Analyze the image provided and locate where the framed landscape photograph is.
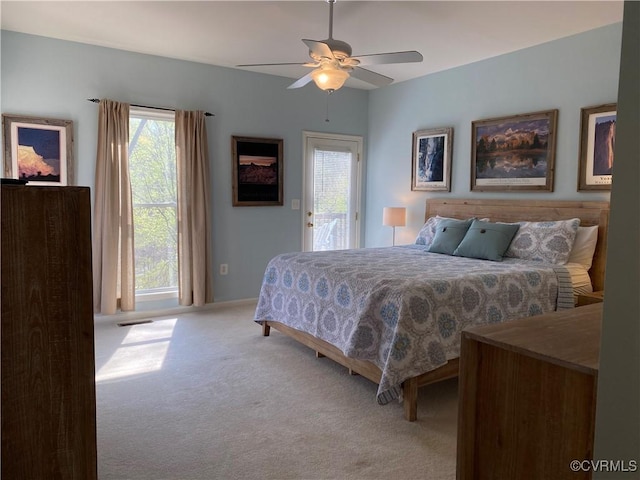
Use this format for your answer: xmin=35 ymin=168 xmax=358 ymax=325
xmin=2 ymin=114 xmax=74 ymax=186
xmin=471 ymin=109 xmax=558 ymax=192
xmin=578 ymin=103 xmax=616 ymax=191
xmin=411 ymin=127 xmax=453 ymax=192
xmin=231 ymin=136 xmax=283 ymax=206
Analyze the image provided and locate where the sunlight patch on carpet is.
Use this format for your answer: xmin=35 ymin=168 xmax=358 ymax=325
xmin=96 ymin=318 xmax=178 ymax=383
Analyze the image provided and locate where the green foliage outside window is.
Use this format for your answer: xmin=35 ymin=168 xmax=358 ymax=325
xmin=129 ymin=117 xmax=178 ymax=292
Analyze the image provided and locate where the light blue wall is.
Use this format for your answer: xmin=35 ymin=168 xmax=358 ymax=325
xmin=0 ymin=31 xmax=369 ymax=303
xmin=0 ymin=23 xmax=624 ymax=303
xmin=365 ymin=23 xmax=622 ymax=247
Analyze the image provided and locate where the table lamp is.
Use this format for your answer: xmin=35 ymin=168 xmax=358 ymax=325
xmin=382 ymin=207 xmax=406 ymax=246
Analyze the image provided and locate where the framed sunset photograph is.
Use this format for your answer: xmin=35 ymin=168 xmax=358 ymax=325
xmin=231 ymin=136 xmax=283 ymax=206
xmin=2 ymin=114 xmax=74 ymax=186
xmin=471 ymin=109 xmax=558 ymax=192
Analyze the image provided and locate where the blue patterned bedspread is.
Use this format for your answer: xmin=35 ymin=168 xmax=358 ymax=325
xmin=254 ymin=245 xmax=572 ymax=404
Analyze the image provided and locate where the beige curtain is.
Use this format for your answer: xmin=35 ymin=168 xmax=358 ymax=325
xmin=175 ymin=110 xmax=213 ymax=306
xmin=92 ymin=99 xmax=135 ymax=314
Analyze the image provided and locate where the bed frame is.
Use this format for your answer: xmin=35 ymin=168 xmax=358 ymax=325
xmin=261 ymin=198 xmax=610 ymax=421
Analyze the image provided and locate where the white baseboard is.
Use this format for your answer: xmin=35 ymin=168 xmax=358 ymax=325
xmin=93 ymin=298 xmax=258 ymax=324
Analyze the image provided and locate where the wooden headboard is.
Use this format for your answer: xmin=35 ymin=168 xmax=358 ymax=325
xmin=424 ymin=198 xmax=610 ymax=291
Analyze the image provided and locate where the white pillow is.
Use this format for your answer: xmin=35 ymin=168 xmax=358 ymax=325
xmin=568 ymin=225 xmax=599 ymax=270
xmin=564 ymin=262 xmax=594 ymax=297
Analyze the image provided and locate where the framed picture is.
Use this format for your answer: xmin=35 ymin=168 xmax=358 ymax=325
xmin=471 ymin=109 xmax=558 ymax=192
xmin=578 ymin=103 xmax=616 ymax=191
xmin=2 ymin=114 xmax=74 ymax=186
xmin=411 ymin=127 xmax=453 ymax=191
xmin=231 ymin=136 xmax=283 ymax=206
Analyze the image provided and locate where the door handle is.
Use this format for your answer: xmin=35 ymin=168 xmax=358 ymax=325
xmin=307 ymin=211 xmax=313 ymax=217
xmin=307 ymin=222 xmax=314 ymax=228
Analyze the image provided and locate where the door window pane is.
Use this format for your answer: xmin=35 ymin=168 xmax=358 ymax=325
xmin=313 ymin=148 xmax=351 ymax=251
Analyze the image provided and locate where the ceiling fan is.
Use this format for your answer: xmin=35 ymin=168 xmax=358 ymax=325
xmin=237 ymin=0 xmax=423 ymax=93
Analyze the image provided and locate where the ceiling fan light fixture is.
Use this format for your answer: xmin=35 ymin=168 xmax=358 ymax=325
xmin=310 ymin=66 xmax=349 ymax=92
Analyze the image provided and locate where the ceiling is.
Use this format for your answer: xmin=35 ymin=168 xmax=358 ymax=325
xmin=0 ymin=1 xmax=624 ymax=90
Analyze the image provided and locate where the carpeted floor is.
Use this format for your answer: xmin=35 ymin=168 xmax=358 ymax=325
xmin=94 ymin=301 xmax=458 ymax=480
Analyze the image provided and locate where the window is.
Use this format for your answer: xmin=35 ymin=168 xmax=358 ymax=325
xmin=128 ymin=109 xmax=178 ymax=299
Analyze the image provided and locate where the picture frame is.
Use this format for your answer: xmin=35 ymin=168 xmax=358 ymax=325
xmin=577 ymin=103 xmax=616 ymax=191
xmin=2 ymin=114 xmax=74 ymax=186
xmin=411 ymin=127 xmax=453 ymax=192
xmin=471 ymin=109 xmax=558 ymax=192
xmin=231 ymin=136 xmax=283 ymax=206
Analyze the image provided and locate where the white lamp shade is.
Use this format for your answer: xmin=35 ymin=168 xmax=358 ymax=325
xmin=382 ymin=207 xmax=406 ymax=227
xmin=311 ymin=66 xmax=350 ymax=92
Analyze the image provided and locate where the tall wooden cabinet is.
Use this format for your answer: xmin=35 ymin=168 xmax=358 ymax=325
xmin=1 ymin=185 xmax=97 ymax=479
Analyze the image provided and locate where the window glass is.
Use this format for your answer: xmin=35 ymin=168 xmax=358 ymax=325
xmin=129 ymin=110 xmax=177 ymax=295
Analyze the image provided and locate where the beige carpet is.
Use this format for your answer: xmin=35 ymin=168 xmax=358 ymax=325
xmin=94 ymin=301 xmax=458 ymax=480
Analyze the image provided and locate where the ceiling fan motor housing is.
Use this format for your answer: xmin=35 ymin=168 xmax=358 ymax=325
xmin=312 ymin=38 xmax=352 ymax=60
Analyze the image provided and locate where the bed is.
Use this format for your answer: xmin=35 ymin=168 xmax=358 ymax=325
xmin=254 ymin=199 xmax=609 ymax=421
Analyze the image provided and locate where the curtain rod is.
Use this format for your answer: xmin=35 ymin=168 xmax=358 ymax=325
xmin=87 ymin=98 xmax=214 ymax=117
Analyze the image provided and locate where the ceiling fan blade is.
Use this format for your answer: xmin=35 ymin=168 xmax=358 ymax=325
xmin=237 ymin=62 xmax=310 ymax=67
xmin=302 ymin=39 xmax=335 ymax=60
xmin=352 ymin=51 xmax=423 ymax=66
xmin=287 ymin=72 xmax=314 ymax=89
xmin=350 ymin=67 xmax=393 ymax=87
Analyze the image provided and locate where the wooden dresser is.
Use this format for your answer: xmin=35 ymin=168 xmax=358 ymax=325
xmin=1 ymin=185 xmax=97 ymax=479
xmin=457 ymin=304 xmax=602 ymax=480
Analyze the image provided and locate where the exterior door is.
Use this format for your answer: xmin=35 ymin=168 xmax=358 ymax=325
xmin=302 ymin=131 xmax=362 ymax=252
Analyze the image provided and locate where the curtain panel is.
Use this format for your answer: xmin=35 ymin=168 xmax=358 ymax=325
xmin=175 ymin=110 xmax=213 ymax=306
xmin=92 ymin=99 xmax=135 ymax=314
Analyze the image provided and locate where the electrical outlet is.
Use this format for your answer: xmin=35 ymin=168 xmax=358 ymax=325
xmin=219 ymin=264 xmax=228 ymax=275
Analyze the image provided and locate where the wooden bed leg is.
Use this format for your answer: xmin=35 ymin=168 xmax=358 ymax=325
xmin=349 ymin=369 xmax=359 ymax=376
xmin=315 ymin=351 xmax=325 ymax=358
xmin=403 ymin=377 xmax=418 ymax=422
xmin=262 ymin=322 xmax=271 ymax=337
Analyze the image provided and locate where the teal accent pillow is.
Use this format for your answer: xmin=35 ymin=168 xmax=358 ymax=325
xmin=427 ymin=218 xmax=473 ymax=255
xmin=454 ymin=220 xmax=520 ymax=261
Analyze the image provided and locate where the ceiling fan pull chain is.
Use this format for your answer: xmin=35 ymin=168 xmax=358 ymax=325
xmin=325 ymin=93 xmax=331 ymax=122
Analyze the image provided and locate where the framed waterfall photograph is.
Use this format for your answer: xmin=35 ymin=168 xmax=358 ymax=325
xmin=411 ymin=127 xmax=453 ymax=192
xmin=471 ymin=109 xmax=558 ymax=192
xmin=2 ymin=114 xmax=74 ymax=186
xmin=231 ymin=136 xmax=283 ymax=206
xmin=578 ymin=103 xmax=616 ymax=191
